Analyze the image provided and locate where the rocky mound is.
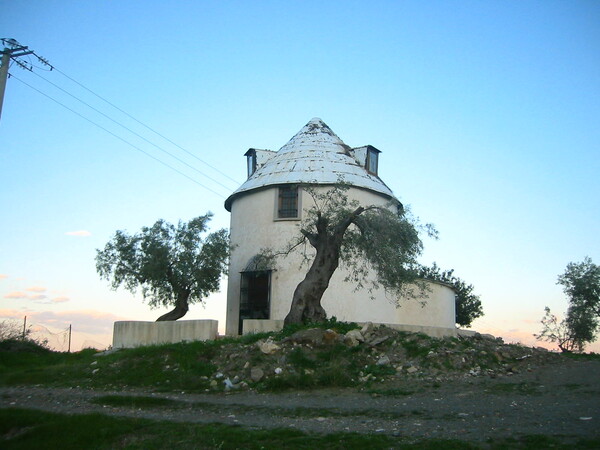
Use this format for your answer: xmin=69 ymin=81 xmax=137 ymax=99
xmin=198 ymin=323 xmax=559 ymax=392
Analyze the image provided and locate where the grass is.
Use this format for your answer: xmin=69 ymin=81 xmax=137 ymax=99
xmin=0 ymin=320 xmax=576 ymax=394
xmin=0 ymin=322 xmax=368 ymax=393
xmin=486 ymin=382 xmax=543 ymax=396
xmin=564 ymin=352 xmax=600 ymax=361
xmin=3 ymin=408 xmax=599 ymax=449
xmin=0 ymin=338 xmax=226 ymax=392
xmin=0 ymin=408 xmax=461 ymax=449
xmin=366 ymin=387 xmax=418 ymax=396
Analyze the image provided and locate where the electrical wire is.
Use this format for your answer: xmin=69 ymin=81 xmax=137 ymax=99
xmin=29 ymin=69 xmax=236 ymax=192
xmin=10 ymin=73 xmax=228 ymax=199
xmin=45 ymin=60 xmax=241 ymax=186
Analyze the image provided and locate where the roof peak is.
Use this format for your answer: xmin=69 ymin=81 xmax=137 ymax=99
xmin=224 ymin=118 xmax=395 ymax=211
xmin=278 ymin=118 xmax=346 ymax=154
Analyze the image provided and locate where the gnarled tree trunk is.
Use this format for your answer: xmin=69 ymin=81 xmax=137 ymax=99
xmin=284 ymin=207 xmax=364 ymax=326
xmin=284 ymin=240 xmax=340 ymax=325
xmin=156 ymin=289 xmax=191 ymax=321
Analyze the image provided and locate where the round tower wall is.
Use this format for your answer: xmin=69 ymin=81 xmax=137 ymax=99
xmin=225 ymin=185 xmax=455 ymax=335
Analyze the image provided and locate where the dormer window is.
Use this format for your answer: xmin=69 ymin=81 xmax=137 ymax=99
xmin=245 ymin=149 xmax=257 ymax=178
xmin=366 ymin=147 xmax=380 ymax=175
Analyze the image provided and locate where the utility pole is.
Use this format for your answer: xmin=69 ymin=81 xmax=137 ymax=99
xmin=22 ymin=316 xmax=27 ymax=340
xmin=0 ymin=38 xmax=49 ymax=123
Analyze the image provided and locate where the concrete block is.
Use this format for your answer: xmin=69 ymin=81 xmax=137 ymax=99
xmin=112 ymin=320 xmax=218 ymax=348
xmin=378 ymin=323 xmax=457 ymax=338
xmin=242 ymin=319 xmax=284 ymax=335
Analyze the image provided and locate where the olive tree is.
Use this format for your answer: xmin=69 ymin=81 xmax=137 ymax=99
xmin=418 ymin=263 xmax=483 ymax=328
xmin=96 ymin=214 xmax=229 ymax=321
xmin=265 ymin=184 xmax=434 ymax=326
xmin=536 ymin=257 xmax=600 ymax=352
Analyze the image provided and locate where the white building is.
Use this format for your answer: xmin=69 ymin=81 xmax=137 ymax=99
xmin=224 ymin=118 xmax=456 ymax=337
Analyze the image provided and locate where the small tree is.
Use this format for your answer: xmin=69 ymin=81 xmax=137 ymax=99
xmin=265 ymin=184 xmax=434 ymax=326
xmin=536 ymin=257 xmax=600 ymax=352
xmin=558 ymin=257 xmax=600 ymax=317
xmin=96 ymin=214 xmax=229 ymax=321
xmin=418 ymin=263 xmax=483 ymax=328
xmin=535 ymin=306 xmax=596 ymax=353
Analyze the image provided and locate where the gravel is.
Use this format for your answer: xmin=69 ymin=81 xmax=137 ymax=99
xmin=1 ymin=358 xmax=599 ymax=444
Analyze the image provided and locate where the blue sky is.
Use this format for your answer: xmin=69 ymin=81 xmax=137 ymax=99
xmin=1 ymin=1 xmax=599 ymax=351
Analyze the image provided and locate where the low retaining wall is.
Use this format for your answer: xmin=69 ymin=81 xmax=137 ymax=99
xmin=382 ymin=323 xmax=457 ymax=338
xmin=241 ymin=319 xmax=456 ymax=338
xmin=242 ymin=319 xmax=285 ymax=335
xmin=113 ymin=320 xmax=218 ymax=349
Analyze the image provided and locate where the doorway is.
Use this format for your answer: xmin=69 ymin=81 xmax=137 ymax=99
xmin=239 ymin=270 xmax=271 ymax=334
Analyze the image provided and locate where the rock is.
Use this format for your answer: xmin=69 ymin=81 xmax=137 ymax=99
xmin=406 ymin=366 xmax=418 ymax=374
xmin=361 ymin=322 xmax=374 ymax=337
xmin=468 ymin=366 xmax=481 ymax=376
xmin=250 ymin=367 xmax=264 ymax=382
xmin=284 ymin=328 xmax=340 ymax=346
xmin=367 ymin=335 xmax=390 ymax=346
xmin=323 ymin=329 xmax=339 ymax=344
xmin=345 ymin=329 xmax=365 ymax=342
xmin=210 ymin=380 xmax=218 ymax=388
xmin=274 ymin=367 xmax=283 ymax=375
xmin=92 ymin=368 xmax=99 ymax=375
xmin=223 ymin=378 xmax=240 ymax=391
xmin=359 ymin=373 xmax=374 ymax=382
xmin=376 ymin=355 xmax=391 ymax=366
xmin=344 ymin=334 xmax=360 ymax=347
xmin=258 ymin=339 xmax=280 ymax=354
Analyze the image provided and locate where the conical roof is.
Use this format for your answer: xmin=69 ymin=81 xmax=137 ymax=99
xmin=224 ymin=118 xmax=395 ymax=211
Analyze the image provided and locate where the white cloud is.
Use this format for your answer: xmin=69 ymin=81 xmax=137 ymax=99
xmin=30 ymin=294 xmax=48 ymax=301
xmin=4 ymin=291 xmax=28 ymax=299
xmin=52 ymin=296 xmax=70 ymax=303
xmin=0 ymin=274 xmax=7 ymax=280
xmin=26 ymin=286 xmax=47 ymax=293
xmin=65 ymin=230 xmax=92 ymax=237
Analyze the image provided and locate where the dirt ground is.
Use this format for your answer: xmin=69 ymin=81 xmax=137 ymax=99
xmin=1 ymin=357 xmax=599 ymax=444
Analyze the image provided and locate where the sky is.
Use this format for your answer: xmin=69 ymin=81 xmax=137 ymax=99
xmin=1 ymin=1 xmax=599 ymax=352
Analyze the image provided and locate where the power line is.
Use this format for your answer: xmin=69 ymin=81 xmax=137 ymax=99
xmin=49 ymin=64 xmax=241 ymax=186
xmin=29 ymin=69 xmax=236 ymax=192
xmin=2 ymin=38 xmax=243 ymax=197
xmin=10 ymin=74 xmax=228 ymax=199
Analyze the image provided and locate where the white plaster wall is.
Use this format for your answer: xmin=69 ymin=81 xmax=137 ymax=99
xmin=225 ymin=186 xmax=456 ymax=335
xmin=112 ymin=320 xmax=218 ymax=348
